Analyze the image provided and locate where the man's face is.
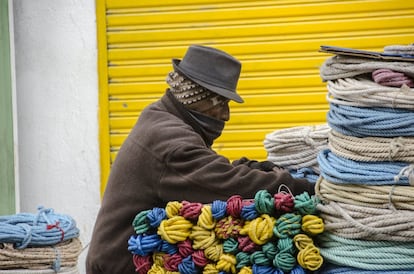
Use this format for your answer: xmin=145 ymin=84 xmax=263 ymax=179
xmin=194 ymin=95 xmax=230 ymax=121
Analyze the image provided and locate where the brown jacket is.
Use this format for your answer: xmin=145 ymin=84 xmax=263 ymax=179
xmin=86 ymin=91 xmax=314 ymax=273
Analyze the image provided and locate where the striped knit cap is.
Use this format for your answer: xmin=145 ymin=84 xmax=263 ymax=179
xmin=167 ymin=71 xmax=224 ymax=109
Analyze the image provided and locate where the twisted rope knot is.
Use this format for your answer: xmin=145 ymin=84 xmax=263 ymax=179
xmin=217 ymin=253 xmax=237 ymax=273
xmin=157 ymin=216 xmax=193 ymax=244
xmin=239 ymin=214 xmax=275 ymax=245
xmin=301 ymin=215 xmax=324 ymax=236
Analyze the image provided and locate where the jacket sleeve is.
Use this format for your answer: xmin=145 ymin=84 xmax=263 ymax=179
xmin=158 ymin=141 xmax=315 ymax=204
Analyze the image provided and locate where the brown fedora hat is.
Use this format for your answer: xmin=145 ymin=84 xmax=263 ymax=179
xmin=172 ymin=45 xmax=244 ymax=103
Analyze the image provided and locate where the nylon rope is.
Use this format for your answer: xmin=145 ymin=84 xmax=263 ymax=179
xmin=326 ymin=77 xmax=414 ymax=110
xmin=328 ymin=129 xmax=414 ymax=162
xmin=264 ymin=124 xmax=330 ymax=173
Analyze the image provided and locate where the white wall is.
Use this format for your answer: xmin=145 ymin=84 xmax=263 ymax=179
xmin=13 ymin=1 xmax=101 ymax=272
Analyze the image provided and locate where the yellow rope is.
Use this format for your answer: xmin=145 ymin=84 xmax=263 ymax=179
xmin=293 ymin=233 xmax=323 ymax=271
xmin=238 ymin=266 xmax=253 ymax=274
xmin=204 ymin=243 xmax=223 ymax=262
xmin=216 ymin=253 xmax=237 ymax=274
xmin=197 ymin=205 xmax=216 ymax=230
xmin=203 ymin=263 xmax=219 ymax=274
xmin=189 ymin=225 xmax=217 ymax=250
xmin=239 ymin=214 xmax=275 ymax=245
xmin=157 ymin=216 xmax=193 ymax=244
xmin=165 ymin=201 xmax=182 ymax=218
xmin=301 ymin=215 xmax=324 ymax=235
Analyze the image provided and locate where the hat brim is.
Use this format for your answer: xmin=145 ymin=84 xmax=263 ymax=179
xmin=172 ymin=59 xmax=244 ymax=103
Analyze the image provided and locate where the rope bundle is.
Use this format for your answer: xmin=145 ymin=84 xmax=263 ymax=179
xmin=0 ymin=238 xmax=82 ymax=271
xmin=0 ymin=207 xmax=80 ymax=249
xmin=317 ymin=201 xmax=414 ymax=241
xmin=316 ymin=44 xmax=414 ymax=273
xmin=128 ymin=189 xmax=324 ymax=273
xmin=317 ymin=232 xmax=414 ymax=271
xmin=319 ymin=55 xmax=414 ymax=81
xmin=0 ymin=207 xmax=81 ymax=272
xmin=317 ymin=149 xmax=413 ymax=186
xmin=264 ymin=124 xmax=330 ymax=182
xmin=315 ymin=177 xmax=414 ymax=211
xmin=328 ymin=130 xmax=414 ymax=162
xmin=326 ymin=77 xmax=414 ymax=109
xmin=327 ymin=103 xmax=414 ymax=137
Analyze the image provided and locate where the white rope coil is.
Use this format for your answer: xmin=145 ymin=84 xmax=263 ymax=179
xmin=384 ymin=44 xmax=414 ymax=56
xmin=0 ymin=238 xmax=82 ymax=271
xmin=264 ymin=124 xmax=330 ymax=172
xmin=317 ymin=201 xmax=414 ymax=241
xmin=315 ymin=176 xmax=414 ymax=211
xmin=326 ymin=77 xmax=414 ymax=109
xmin=328 ymin=130 xmax=414 ymax=162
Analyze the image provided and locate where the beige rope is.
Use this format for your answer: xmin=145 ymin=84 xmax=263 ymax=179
xmin=264 ymin=124 xmax=330 ymax=172
xmin=315 ymin=176 xmax=414 ymax=211
xmin=317 ymin=201 xmax=414 ymax=241
xmin=326 ymin=77 xmax=414 ymax=109
xmin=0 ymin=238 xmax=82 ymax=270
xmin=328 ymin=130 xmax=414 ymax=162
xmin=0 ymin=267 xmax=79 ymax=274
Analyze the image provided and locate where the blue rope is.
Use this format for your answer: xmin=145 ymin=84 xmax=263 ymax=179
xmin=0 ymin=206 xmax=79 ymax=249
xmin=318 ymin=232 xmax=414 ymax=271
xmin=327 ymin=103 xmax=414 ymax=137
xmin=318 ymin=149 xmax=412 ymax=185
xmin=316 ymin=264 xmax=414 ymax=274
xmin=290 ymin=168 xmax=319 ymax=184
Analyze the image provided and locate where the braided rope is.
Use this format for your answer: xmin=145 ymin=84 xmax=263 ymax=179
xmin=318 ymin=149 xmax=414 ymax=186
xmin=0 ymin=207 xmax=80 ymax=249
xmin=128 ymin=190 xmax=322 ymax=273
xmin=326 ymin=77 xmax=414 ymax=109
xmin=317 ymin=201 xmax=414 ymax=241
xmin=264 ymin=124 xmax=330 ymax=173
xmin=327 ymin=103 xmax=414 ymax=138
xmin=318 ymin=232 xmax=414 ymax=270
xmin=0 ymin=238 xmax=82 ymax=270
xmin=319 ymin=264 xmax=414 ymax=274
xmin=315 ymin=176 xmax=414 ymax=211
xmin=328 ymin=130 xmax=414 ymax=162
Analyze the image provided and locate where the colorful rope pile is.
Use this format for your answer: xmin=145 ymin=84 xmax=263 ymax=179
xmin=315 ymin=44 xmax=414 ymax=273
xmin=0 ymin=207 xmax=82 ymax=272
xmin=128 ymin=189 xmax=324 ymax=273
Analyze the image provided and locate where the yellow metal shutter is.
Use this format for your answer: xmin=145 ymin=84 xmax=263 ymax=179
xmin=96 ymin=0 xmax=414 ymax=192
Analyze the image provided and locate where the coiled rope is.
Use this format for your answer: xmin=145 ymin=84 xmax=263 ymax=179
xmin=318 ymin=149 xmax=414 ymax=186
xmin=264 ymin=124 xmax=330 ymax=173
xmin=318 ymin=232 xmax=414 ymax=271
xmin=318 ymin=263 xmax=414 ymax=274
xmin=327 ymin=103 xmax=414 ymax=137
xmin=315 ymin=176 xmax=414 ymax=211
xmin=317 ymin=201 xmax=414 ymax=241
xmin=128 ymin=189 xmax=323 ymax=273
xmin=326 ymin=77 xmax=414 ymax=109
xmin=328 ymin=130 xmax=414 ymax=162
xmin=0 ymin=207 xmax=80 ymax=249
xmin=319 ymin=55 xmax=414 ymax=81
xmin=0 ymin=238 xmax=82 ymax=271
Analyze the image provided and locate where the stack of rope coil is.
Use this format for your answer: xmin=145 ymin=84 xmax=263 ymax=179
xmin=315 ymin=44 xmax=414 ymax=273
xmin=0 ymin=207 xmax=82 ymax=273
xmin=128 ymin=188 xmax=324 ymax=273
xmin=264 ymin=124 xmax=331 ymax=183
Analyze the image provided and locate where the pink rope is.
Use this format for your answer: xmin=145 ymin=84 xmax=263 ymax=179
xmin=372 ymin=68 xmax=414 ymax=87
xmin=274 ymin=193 xmax=295 ymax=213
xmin=132 ymin=255 xmax=152 ymax=274
xmin=226 ymin=195 xmax=243 ymax=218
xmin=163 ymin=253 xmax=182 ymax=271
xmin=180 ymin=201 xmax=203 ymax=219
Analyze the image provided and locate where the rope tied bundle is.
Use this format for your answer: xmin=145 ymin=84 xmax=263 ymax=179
xmin=327 ymin=103 xmax=414 ymax=138
xmin=328 ymin=130 xmax=414 ymax=162
xmin=128 ymin=189 xmax=324 ymax=273
xmin=315 ymin=176 xmax=414 ymax=211
xmin=318 ymin=149 xmax=414 ymax=186
xmin=326 ymin=77 xmax=414 ymax=110
xmin=0 ymin=207 xmax=81 ymax=272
